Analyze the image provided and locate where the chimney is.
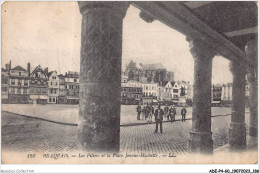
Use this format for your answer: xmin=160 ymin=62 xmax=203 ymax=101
xmin=27 ymin=63 xmax=30 ymax=76
xmin=9 ymin=60 xmax=11 ymax=71
xmin=5 ymin=64 xmax=8 ymax=71
xmin=44 ymin=67 xmax=48 ymax=75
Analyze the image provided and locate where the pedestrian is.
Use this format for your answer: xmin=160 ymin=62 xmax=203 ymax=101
xmin=154 ymin=104 xmax=164 ymax=133
xmin=181 ymin=106 xmax=187 ymax=122
xmin=142 ymin=104 xmax=146 ymax=120
xmin=151 ymin=104 xmax=154 ymax=121
xmin=164 ymin=104 xmax=169 ymax=120
xmin=145 ymin=103 xmax=151 ymax=122
xmin=169 ymin=105 xmax=176 ymax=123
xmin=136 ymin=104 xmax=141 ymax=120
xmin=147 ymin=103 xmax=153 ymax=123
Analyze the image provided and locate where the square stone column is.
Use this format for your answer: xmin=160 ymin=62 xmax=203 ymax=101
xmin=188 ymin=38 xmax=216 ymax=154
xmin=77 ymin=2 xmax=129 ymax=152
xmin=246 ymin=39 xmax=258 ymax=137
xmin=229 ymin=61 xmax=247 ymax=147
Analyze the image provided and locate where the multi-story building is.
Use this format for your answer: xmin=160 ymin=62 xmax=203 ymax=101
xmin=142 ymin=82 xmax=158 ymax=97
xmin=221 ymin=83 xmax=232 ymax=102
xmin=221 ymin=82 xmax=249 ymax=105
xmin=212 ymin=84 xmax=222 ymax=101
xmin=29 ymin=65 xmax=48 ymax=104
xmin=64 ymin=71 xmax=79 ymax=104
xmin=121 ymin=80 xmax=143 ymax=105
xmin=158 ymin=81 xmax=180 ymax=103
xmin=58 ymin=74 xmax=66 ymax=104
xmin=1 ymin=64 xmax=9 ymax=103
xmin=47 ymin=71 xmax=59 ymax=104
xmin=8 ymin=63 xmax=30 ymax=104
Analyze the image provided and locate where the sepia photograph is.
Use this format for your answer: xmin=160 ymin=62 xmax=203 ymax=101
xmin=1 ymin=0 xmax=258 ymax=169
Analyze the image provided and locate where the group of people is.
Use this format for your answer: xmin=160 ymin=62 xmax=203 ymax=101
xmin=136 ymin=103 xmax=187 ymax=133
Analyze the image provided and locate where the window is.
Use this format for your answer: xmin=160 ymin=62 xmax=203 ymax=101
xmin=55 ymin=82 xmax=58 ymax=86
xmin=42 ymin=88 xmax=47 ymax=94
xmin=173 ymin=89 xmax=178 ymax=93
xmin=51 ymin=82 xmax=53 ymax=85
xmin=11 ymin=79 xmax=15 ymax=85
xmin=53 ymin=98 xmax=55 ymax=102
xmin=52 ymin=76 xmax=56 ymax=80
xmin=19 ymin=72 xmax=21 ymax=76
xmin=23 ymin=88 xmax=27 ymax=94
xmin=11 ymin=87 xmax=15 ymax=93
xmin=36 ymin=88 xmax=41 ymax=93
xmin=30 ymin=88 xmax=35 ymax=94
xmin=2 ymin=87 xmax=7 ymax=92
xmin=24 ymin=80 xmax=28 ymax=86
xmin=49 ymin=98 xmax=52 ymax=102
xmin=18 ymin=79 xmax=22 ymax=85
xmin=17 ymin=88 xmax=21 ymax=94
xmin=74 ymin=79 xmax=77 ymax=82
xmin=2 ymin=78 xmax=8 ymax=84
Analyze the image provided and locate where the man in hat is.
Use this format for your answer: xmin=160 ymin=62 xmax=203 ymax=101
xmin=181 ymin=106 xmax=187 ymax=122
xmin=136 ymin=103 xmax=142 ymax=120
xmin=164 ymin=104 xmax=169 ymax=120
xmin=154 ymin=104 xmax=164 ymax=133
xmin=169 ymin=105 xmax=176 ymax=123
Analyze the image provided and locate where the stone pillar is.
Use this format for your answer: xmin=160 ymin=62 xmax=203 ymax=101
xmin=188 ymin=39 xmax=216 ymax=154
xmin=229 ymin=61 xmax=246 ymax=147
xmin=246 ymin=39 xmax=258 ymax=137
xmin=78 ymin=2 xmax=129 ymax=152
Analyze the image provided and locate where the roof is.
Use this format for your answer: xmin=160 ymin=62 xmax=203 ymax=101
xmin=142 ymin=63 xmax=165 ymax=71
xmin=58 ymin=74 xmax=64 ymax=79
xmin=47 ymin=71 xmax=54 ymax=77
xmin=11 ymin=65 xmax=26 ymax=71
xmin=1 ymin=67 xmax=7 ymax=72
xmin=161 ymin=81 xmax=169 ymax=87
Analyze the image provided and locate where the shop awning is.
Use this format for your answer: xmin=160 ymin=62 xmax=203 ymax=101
xmin=30 ymin=95 xmax=39 ymax=99
xmin=1 ymin=94 xmax=8 ymax=99
xmin=212 ymin=101 xmax=221 ymax=104
xmin=39 ymin=95 xmax=48 ymax=99
xmin=67 ymin=96 xmax=79 ymax=100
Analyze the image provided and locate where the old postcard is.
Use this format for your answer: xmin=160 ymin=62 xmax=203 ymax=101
xmin=1 ymin=1 xmax=258 ymax=166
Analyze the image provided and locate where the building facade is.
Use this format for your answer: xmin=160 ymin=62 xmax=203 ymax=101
xmin=8 ymin=63 xmax=30 ymax=104
xmin=58 ymin=74 xmax=66 ymax=104
xmin=121 ymin=80 xmax=143 ymax=105
xmin=142 ymin=82 xmax=158 ymax=97
xmin=1 ymin=66 xmax=9 ymax=103
xmin=64 ymin=71 xmax=79 ymax=104
xmin=47 ymin=71 xmax=59 ymax=104
xmin=29 ymin=65 xmax=48 ymax=104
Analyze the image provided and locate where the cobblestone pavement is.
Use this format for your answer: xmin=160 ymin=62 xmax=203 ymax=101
xmin=2 ymin=111 xmax=250 ymax=154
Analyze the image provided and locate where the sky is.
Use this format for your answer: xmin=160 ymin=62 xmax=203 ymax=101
xmin=2 ymin=2 xmax=232 ymax=84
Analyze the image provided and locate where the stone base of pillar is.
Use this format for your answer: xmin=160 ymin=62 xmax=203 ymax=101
xmin=249 ymin=125 xmax=258 ymax=137
xmin=229 ymin=123 xmax=246 ymax=146
xmin=189 ymin=131 xmax=213 ymax=154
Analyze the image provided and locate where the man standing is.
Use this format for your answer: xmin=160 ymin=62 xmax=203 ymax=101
xmin=181 ymin=106 xmax=187 ymax=122
xmin=164 ymin=104 xmax=169 ymax=120
xmin=136 ymin=104 xmax=141 ymax=120
xmin=154 ymin=104 xmax=164 ymax=133
xmin=145 ymin=103 xmax=151 ymax=122
xmin=169 ymin=105 xmax=176 ymax=123
xmin=142 ymin=104 xmax=146 ymax=120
